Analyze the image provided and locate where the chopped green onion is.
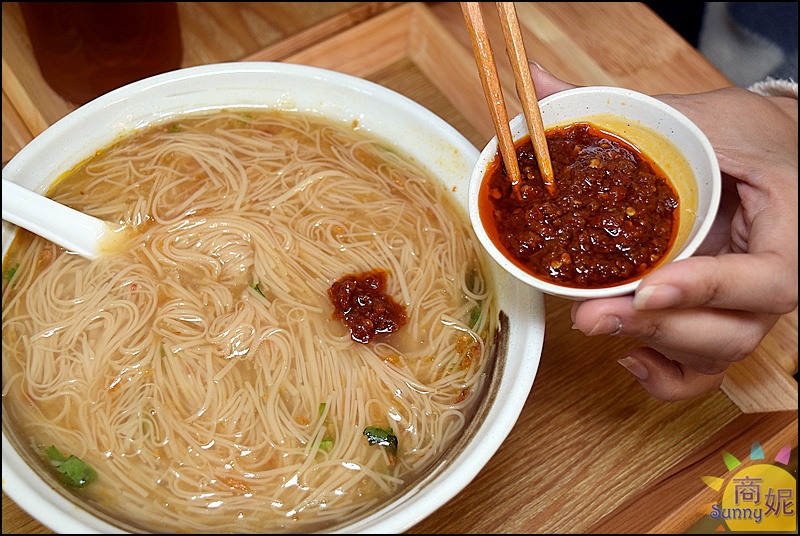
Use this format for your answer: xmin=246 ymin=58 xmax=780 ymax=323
xmin=469 ymin=306 xmax=481 ymax=328
xmin=4 ymin=264 xmax=19 ymax=283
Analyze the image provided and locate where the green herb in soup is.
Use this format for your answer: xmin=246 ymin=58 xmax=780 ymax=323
xmin=4 ymin=263 xmax=18 ymax=284
xmin=45 ymin=446 xmax=98 ymax=488
xmin=364 ymin=426 xmax=399 ymax=465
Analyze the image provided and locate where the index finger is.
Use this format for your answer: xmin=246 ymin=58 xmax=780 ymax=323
xmin=633 ymin=253 xmax=797 ymax=315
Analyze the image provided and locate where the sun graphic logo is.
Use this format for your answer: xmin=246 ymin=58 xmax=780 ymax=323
xmin=701 ymin=441 xmax=796 ymax=532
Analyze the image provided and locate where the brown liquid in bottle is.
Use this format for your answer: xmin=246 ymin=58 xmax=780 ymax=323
xmin=20 ymin=2 xmax=184 ymax=106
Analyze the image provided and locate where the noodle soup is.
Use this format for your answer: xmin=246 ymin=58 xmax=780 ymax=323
xmin=2 ymin=109 xmax=498 ymax=533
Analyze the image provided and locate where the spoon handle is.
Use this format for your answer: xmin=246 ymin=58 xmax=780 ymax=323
xmin=2 ymin=178 xmax=108 ymax=260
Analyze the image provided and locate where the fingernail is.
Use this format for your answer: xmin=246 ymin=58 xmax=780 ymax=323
xmin=618 ymin=356 xmax=649 ymax=381
xmin=587 ymin=315 xmax=622 ymax=336
xmin=632 ymin=284 xmax=681 ymax=310
xmin=528 ymin=59 xmax=548 ymax=73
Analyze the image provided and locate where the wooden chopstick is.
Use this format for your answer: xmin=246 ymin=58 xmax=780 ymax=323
xmin=461 ymin=2 xmax=556 ymax=197
xmin=461 ymin=2 xmax=522 ymax=193
xmin=496 ymin=2 xmax=556 ymax=197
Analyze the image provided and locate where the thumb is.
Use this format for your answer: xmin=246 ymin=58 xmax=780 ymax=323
xmin=528 ymin=61 xmax=578 ymax=98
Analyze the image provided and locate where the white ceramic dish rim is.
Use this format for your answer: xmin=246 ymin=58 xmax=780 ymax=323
xmin=1 ymin=62 xmax=546 ymax=534
xmin=468 ymin=85 xmax=722 ymax=300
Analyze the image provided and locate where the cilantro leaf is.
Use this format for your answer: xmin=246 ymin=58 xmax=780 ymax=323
xmin=44 ymin=445 xmax=67 ymax=462
xmin=45 ymin=445 xmax=98 ymax=488
xmin=363 ymin=425 xmax=398 ymax=459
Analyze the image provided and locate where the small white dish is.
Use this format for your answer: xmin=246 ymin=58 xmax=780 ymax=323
xmin=469 ymin=86 xmax=721 ymax=300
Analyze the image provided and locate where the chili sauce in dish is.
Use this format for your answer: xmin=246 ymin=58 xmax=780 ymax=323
xmin=478 ymin=122 xmax=679 ymax=289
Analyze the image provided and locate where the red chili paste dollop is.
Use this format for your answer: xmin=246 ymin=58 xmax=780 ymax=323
xmin=479 ymin=123 xmax=679 ymax=288
xmin=328 ymin=269 xmax=407 ymax=343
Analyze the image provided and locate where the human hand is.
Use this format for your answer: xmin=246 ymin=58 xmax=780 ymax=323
xmin=529 ymin=62 xmax=799 ymax=401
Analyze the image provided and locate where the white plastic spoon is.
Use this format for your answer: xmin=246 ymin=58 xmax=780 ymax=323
xmin=2 ymin=178 xmax=126 ymax=260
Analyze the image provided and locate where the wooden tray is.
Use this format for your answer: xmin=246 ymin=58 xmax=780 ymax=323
xmin=3 ymin=2 xmax=797 ymax=534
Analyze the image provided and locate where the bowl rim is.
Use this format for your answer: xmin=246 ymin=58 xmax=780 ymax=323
xmin=468 ymin=85 xmax=722 ymax=300
xmin=2 ymin=61 xmax=546 ymax=534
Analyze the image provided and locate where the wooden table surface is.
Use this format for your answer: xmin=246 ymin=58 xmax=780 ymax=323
xmin=3 ymin=2 xmax=797 ymax=534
